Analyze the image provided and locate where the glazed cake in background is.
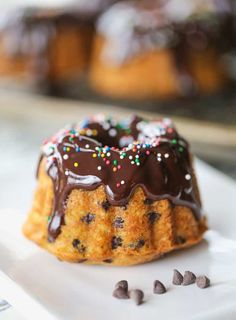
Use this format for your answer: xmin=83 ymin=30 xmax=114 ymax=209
xmin=0 ymin=0 xmax=235 ymax=98
xmin=89 ymin=0 xmax=233 ymax=99
xmin=0 ymin=0 xmax=118 ymax=90
xmin=23 ymin=115 xmax=207 ymax=266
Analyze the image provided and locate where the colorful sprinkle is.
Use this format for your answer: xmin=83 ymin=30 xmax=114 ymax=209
xmin=172 ymin=139 xmax=177 ymax=145
xmin=109 ymin=128 xmax=117 ymax=137
xmin=74 ymin=162 xmax=79 ymax=167
xmin=185 ymin=174 xmax=191 ymax=180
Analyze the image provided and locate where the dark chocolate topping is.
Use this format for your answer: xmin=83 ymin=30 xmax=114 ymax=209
xmin=40 ymin=115 xmax=202 ymax=242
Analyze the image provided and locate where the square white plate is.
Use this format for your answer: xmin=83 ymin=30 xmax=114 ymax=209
xmin=0 ymin=160 xmax=236 ymax=320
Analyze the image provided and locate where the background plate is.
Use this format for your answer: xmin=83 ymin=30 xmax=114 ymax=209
xmin=0 ymin=160 xmax=236 ymax=320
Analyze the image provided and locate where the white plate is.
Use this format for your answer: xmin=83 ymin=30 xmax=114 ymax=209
xmin=0 ymin=160 xmax=236 ymax=320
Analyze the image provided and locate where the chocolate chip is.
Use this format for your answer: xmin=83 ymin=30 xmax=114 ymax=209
xmin=78 ymin=245 xmax=86 ymax=253
xmin=173 ymin=269 xmax=183 ymax=285
xmin=122 ymin=205 xmax=127 ymax=211
xmin=176 ymin=236 xmax=186 ymax=244
xmin=182 ymin=271 xmax=196 ymax=286
xmin=128 ymin=239 xmax=145 ymax=249
xmin=136 ymin=239 xmax=145 ymax=248
xmin=78 ymin=259 xmax=87 ymax=263
xmin=153 ymin=280 xmax=166 ymax=294
xmin=144 ymin=198 xmax=154 ymax=205
xmin=196 ymin=276 xmax=210 ymax=289
xmin=147 ymin=211 xmax=160 ymax=224
xmin=72 ymin=239 xmax=80 ymax=248
xmin=129 ymin=289 xmax=144 ymax=306
xmin=111 ymin=236 xmax=122 ymax=249
xmin=72 ymin=239 xmax=86 ymax=253
xmin=113 ymin=217 xmax=124 ymax=228
xmin=103 ymin=259 xmax=113 ymax=263
xmin=113 ymin=287 xmax=129 ymax=300
xmin=101 ymin=200 xmax=111 ymax=212
xmin=81 ymin=213 xmax=95 ymax=224
xmin=115 ymin=280 xmax=128 ymax=292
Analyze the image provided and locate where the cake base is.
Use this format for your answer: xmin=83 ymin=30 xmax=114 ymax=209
xmin=23 ymin=159 xmax=207 ymax=266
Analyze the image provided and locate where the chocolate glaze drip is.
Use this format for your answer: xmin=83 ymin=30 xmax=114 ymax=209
xmin=39 ymin=115 xmax=202 ymax=242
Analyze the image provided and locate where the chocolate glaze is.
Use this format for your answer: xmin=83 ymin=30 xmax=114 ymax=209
xmin=39 ymin=115 xmax=202 ymax=242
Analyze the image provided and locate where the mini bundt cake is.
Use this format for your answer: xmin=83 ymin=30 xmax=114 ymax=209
xmin=0 ymin=1 xmax=122 ymax=89
xmin=0 ymin=7 xmax=95 ymax=88
xmin=23 ymin=115 xmax=207 ymax=266
xmin=89 ymin=0 xmax=232 ymax=99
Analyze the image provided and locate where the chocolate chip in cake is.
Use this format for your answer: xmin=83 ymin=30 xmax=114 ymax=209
xmin=115 ymin=280 xmax=128 ymax=292
xmin=113 ymin=217 xmax=124 ymax=228
xmin=153 ymin=280 xmax=166 ymax=294
xmin=144 ymin=198 xmax=154 ymax=205
xmin=103 ymin=259 xmax=113 ymax=263
xmin=147 ymin=211 xmax=160 ymax=224
xmin=78 ymin=244 xmax=86 ymax=253
xmin=72 ymin=239 xmax=86 ymax=253
xmin=111 ymin=236 xmax=122 ymax=249
xmin=182 ymin=271 xmax=196 ymax=286
xmin=78 ymin=259 xmax=87 ymax=263
xmin=101 ymin=200 xmax=111 ymax=212
xmin=128 ymin=239 xmax=145 ymax=249
xmin=173 ymin=269 xmax=183 ymax=285
xmin=196 ymin=276 xmax=210 ymax=289
xmin=72 ymin=239 xmax=80 ymax=248
xmin=113 ymin=287 xmax=129 ymax=300
xmin=176 ymin=236 xmax=186 ymax=244
xmin=81 ymin=213 xmax=95 ymax=224
xmin=129 ymin=289 xmax=144 ymax=306
xmin=136 ymin=239 xmax=145 ymax=249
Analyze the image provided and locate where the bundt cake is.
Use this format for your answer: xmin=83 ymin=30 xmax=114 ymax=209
xmin=89 ymin=0 xmax=232 ymax=99
xmin=23 ymin=115 xmax=207 ymax=266
xmin=0 ymin=7 xmax=96 ymax=88
xmin=0 ymin=1 xmax=118 ymax=89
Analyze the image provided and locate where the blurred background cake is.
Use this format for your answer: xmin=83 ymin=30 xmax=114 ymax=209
xmin=0 ymin=0 xmax=235 ymax=98
xmin=0 ymin=0 xmax=118 ymax=92
xmin=89 ymin=0 xmax=234 ymax=99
